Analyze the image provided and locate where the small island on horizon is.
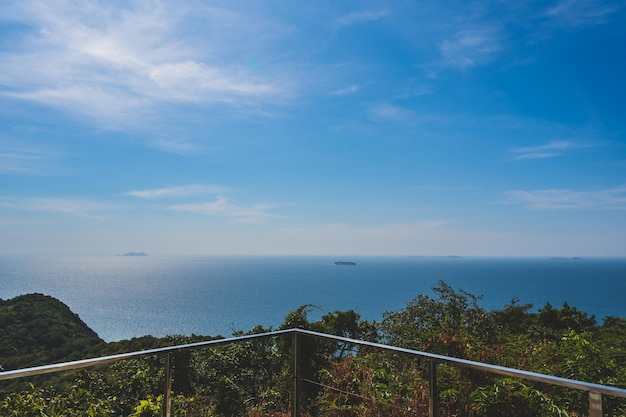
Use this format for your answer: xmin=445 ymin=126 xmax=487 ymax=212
xmin=121 ymin=252 xmax=148 ymax=257
xmin=335 ymin=261 xmax=356 ymax=266
xmin=550 ymin=257 xmax=583 ymax=261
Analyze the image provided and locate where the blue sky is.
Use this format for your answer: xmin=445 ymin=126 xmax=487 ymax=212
xmin=0 ymin=0 xmax=625 ymax=256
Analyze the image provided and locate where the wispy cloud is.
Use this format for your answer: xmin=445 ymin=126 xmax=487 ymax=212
xmin=407 ymin=185 xmax=476 ymax=191
xmin=504 ymin=185 xmax=626 ymax=210
xmin=126 ymin=184 xmax=227 ymax=199
xmin=423 ymin=0 xmax=618 ymax=76
xmin=0 ymin=1 xmax=288 ymax=127
xmin=0 ymin=197 xmax=112 ymax=219
xmin=395 ymin=82 xmax=434 ymax=99
xmin=368 ymin=102 xmax=440 ymax=125
xmin=335 ymin=10 xmax=388 ymax=27
xmin=330 ymin=85 xmax=359 ymax=95
xmin=369 ymin=103 xmax=414 ymax=122
xmin=149 ymin=136 xmax=205 ymax=155
xmin=512 ymin=140 xmax=598 ymax=160
xmin=0 ymin=142 xmax=67 ymax=175
xmin=542 ymin=0 xmax=620 ymax=27
xmin=168 ymin=197 xmax=282 ymax=224
xmin=126 ymin=184 xmax=285 ymax=223
xmin=437 ymin=27 xmax=503 ymax=71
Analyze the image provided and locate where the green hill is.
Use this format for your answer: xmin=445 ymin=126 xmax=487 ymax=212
xmin=0 ymin=293 xmax=105 ymax=370
xmin=0 ymin=286 xmax=625 ymax=417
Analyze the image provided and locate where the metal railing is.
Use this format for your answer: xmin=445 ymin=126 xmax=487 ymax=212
xmin=1 ymin=328 xmax=625 ymax=417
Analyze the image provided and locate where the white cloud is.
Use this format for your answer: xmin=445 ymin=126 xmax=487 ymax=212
xmin=543 ymin=0 xmax=619 ymax=27
xmin=369 ymin=103 xmax=413 ymax=122
xmin=512 ymin=140 xmax=598 ymax=159
xmin=395 ymin=82 xmax=434 ymax=99
xmin=168 ymin=197 xmax=281 ymax=224
xmin=330 ymin=85 xmax=359 ymax=95
xmin=407 ymin=185 xmax=476 ymax=191
xmin=126 ymin=185 xmax=228 ymax=199
xmin=438 ymin=27 xmax=503 ymax=70
xmin=335 ymin=10 xmax=388 ymax=27
xmin=368 ymin=102 xmax=439 ymax=125
xmin=147 ymin=61 xmax=277 ymax=100
xmin=126 ymin=184 xmax=286 ymax=224
xmin=0 ymin=1 xmax=288 ymax=127
xmin=0 ymin=197 xmax=111 ymax=219
xmin=0 ymin=141 xmax=67 ymax=175
xmin=504 ymin=185 xmax=626 ymax=210
xmin=149 ymin=136 xmax=205 ymax=155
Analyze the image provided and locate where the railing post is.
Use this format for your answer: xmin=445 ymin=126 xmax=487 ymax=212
xmin=164 ymin=352 xmax=172 ymax=417
xmin=292 ymin=331 xmax=300 ymax=417
xmin=429 ymin=360 xmax=438 ymax=417
xmin=589 ymin=391 xmax=602 ymax=417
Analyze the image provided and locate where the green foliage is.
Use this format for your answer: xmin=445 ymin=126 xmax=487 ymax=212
xmin=129 ymin=395 xmax=162 ymax=417
xmin=527 ymin=302 xmax=598 ymax=340
xmin=0 ymin=294 xmax=104 ymax=371
xmin=599 ymin=316 xmax=626 ymax=364
xmin=189 ymin=336 xmax=289 ymax=416
xmin=317 ymin=355 xmax=429 ymax=417
xmin=470 ymin=378 xmax=569 ymax=417
xmin=491 ymin=297 xmax=535 ymax=335
xmin=0 ymin=382 xmax=112 ymax=417
xmin=0 ymin=294 xmax=107 ymax=398
xmin=380 ymin=281 xmax=497 ymax=357
xmin=1 ymin=284 xmax=625 ymax=417
xmin=78 ymin=356 xmax=166 ymax=415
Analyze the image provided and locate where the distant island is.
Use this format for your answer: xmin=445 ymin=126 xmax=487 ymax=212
xmin=550 ymin=257 xmax=582 ymax=261
xmin=335 ymin=261 xmax=356 ymax=266
xmin=122 ymin=252 xmax=148 ymax=257
xmin=407 ymin=255 xmax=463 ymax=258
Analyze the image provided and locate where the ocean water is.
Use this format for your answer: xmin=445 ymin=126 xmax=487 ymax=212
xmin=0 ymin=255 xmax=624 ymax=342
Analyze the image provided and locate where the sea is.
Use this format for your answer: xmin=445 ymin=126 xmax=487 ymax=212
xmin=0 ymin=255 xmax=624 ymax=342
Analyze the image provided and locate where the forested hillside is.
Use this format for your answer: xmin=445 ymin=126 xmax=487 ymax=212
xmin=0 ymin=294 xmax=104 ymax=370
xmin=1 ymin=282 xmax=625 ymax=416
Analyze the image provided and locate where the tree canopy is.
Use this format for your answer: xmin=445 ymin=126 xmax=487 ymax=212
xmin=1 ymin=282 xmax=625 ymax=417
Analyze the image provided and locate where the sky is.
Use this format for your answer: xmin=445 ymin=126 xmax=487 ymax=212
xmin=0 ymin=0 xmax=625 ymax=256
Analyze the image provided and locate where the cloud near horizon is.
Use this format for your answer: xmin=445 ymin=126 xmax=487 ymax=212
xmin=168 ymin=197 xmax=282 ymax=224
xmin=125 ymin=185 xmax=228 ymax=199
xmin=0 ymin=142 xmax=67 ymax=176
xmin=0 ymin=197 xmax=112 ymax=219
xmin=504 ymin=185 xmax=626 ymax=210
xmin=512 ymin=140 xmax=598 ymax=160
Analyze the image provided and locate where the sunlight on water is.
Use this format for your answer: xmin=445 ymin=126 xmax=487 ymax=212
xmin=1 ymin=255 xmax=624 ymax=341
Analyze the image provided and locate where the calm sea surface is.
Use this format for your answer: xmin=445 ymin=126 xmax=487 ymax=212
xmin=0 ymin=255 xmax=624 ymax=342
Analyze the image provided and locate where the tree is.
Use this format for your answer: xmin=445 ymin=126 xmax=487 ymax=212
xmin=380 ymin=281 xmax=496 ymax=357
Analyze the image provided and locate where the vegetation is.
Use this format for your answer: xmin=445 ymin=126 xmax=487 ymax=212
xmin=0 ymin=294 xmax=104 ymax=369
xmin=1 ymin=282 xmax=625 ymax=416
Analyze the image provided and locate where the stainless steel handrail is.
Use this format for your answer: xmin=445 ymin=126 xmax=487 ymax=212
xmin=294 ymin=328 xmax=626 ymax=398
xmin=0 ymin=328 xmax=293 ymax=381
xmin=1 ymin=328 xmax=625 ymax=417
